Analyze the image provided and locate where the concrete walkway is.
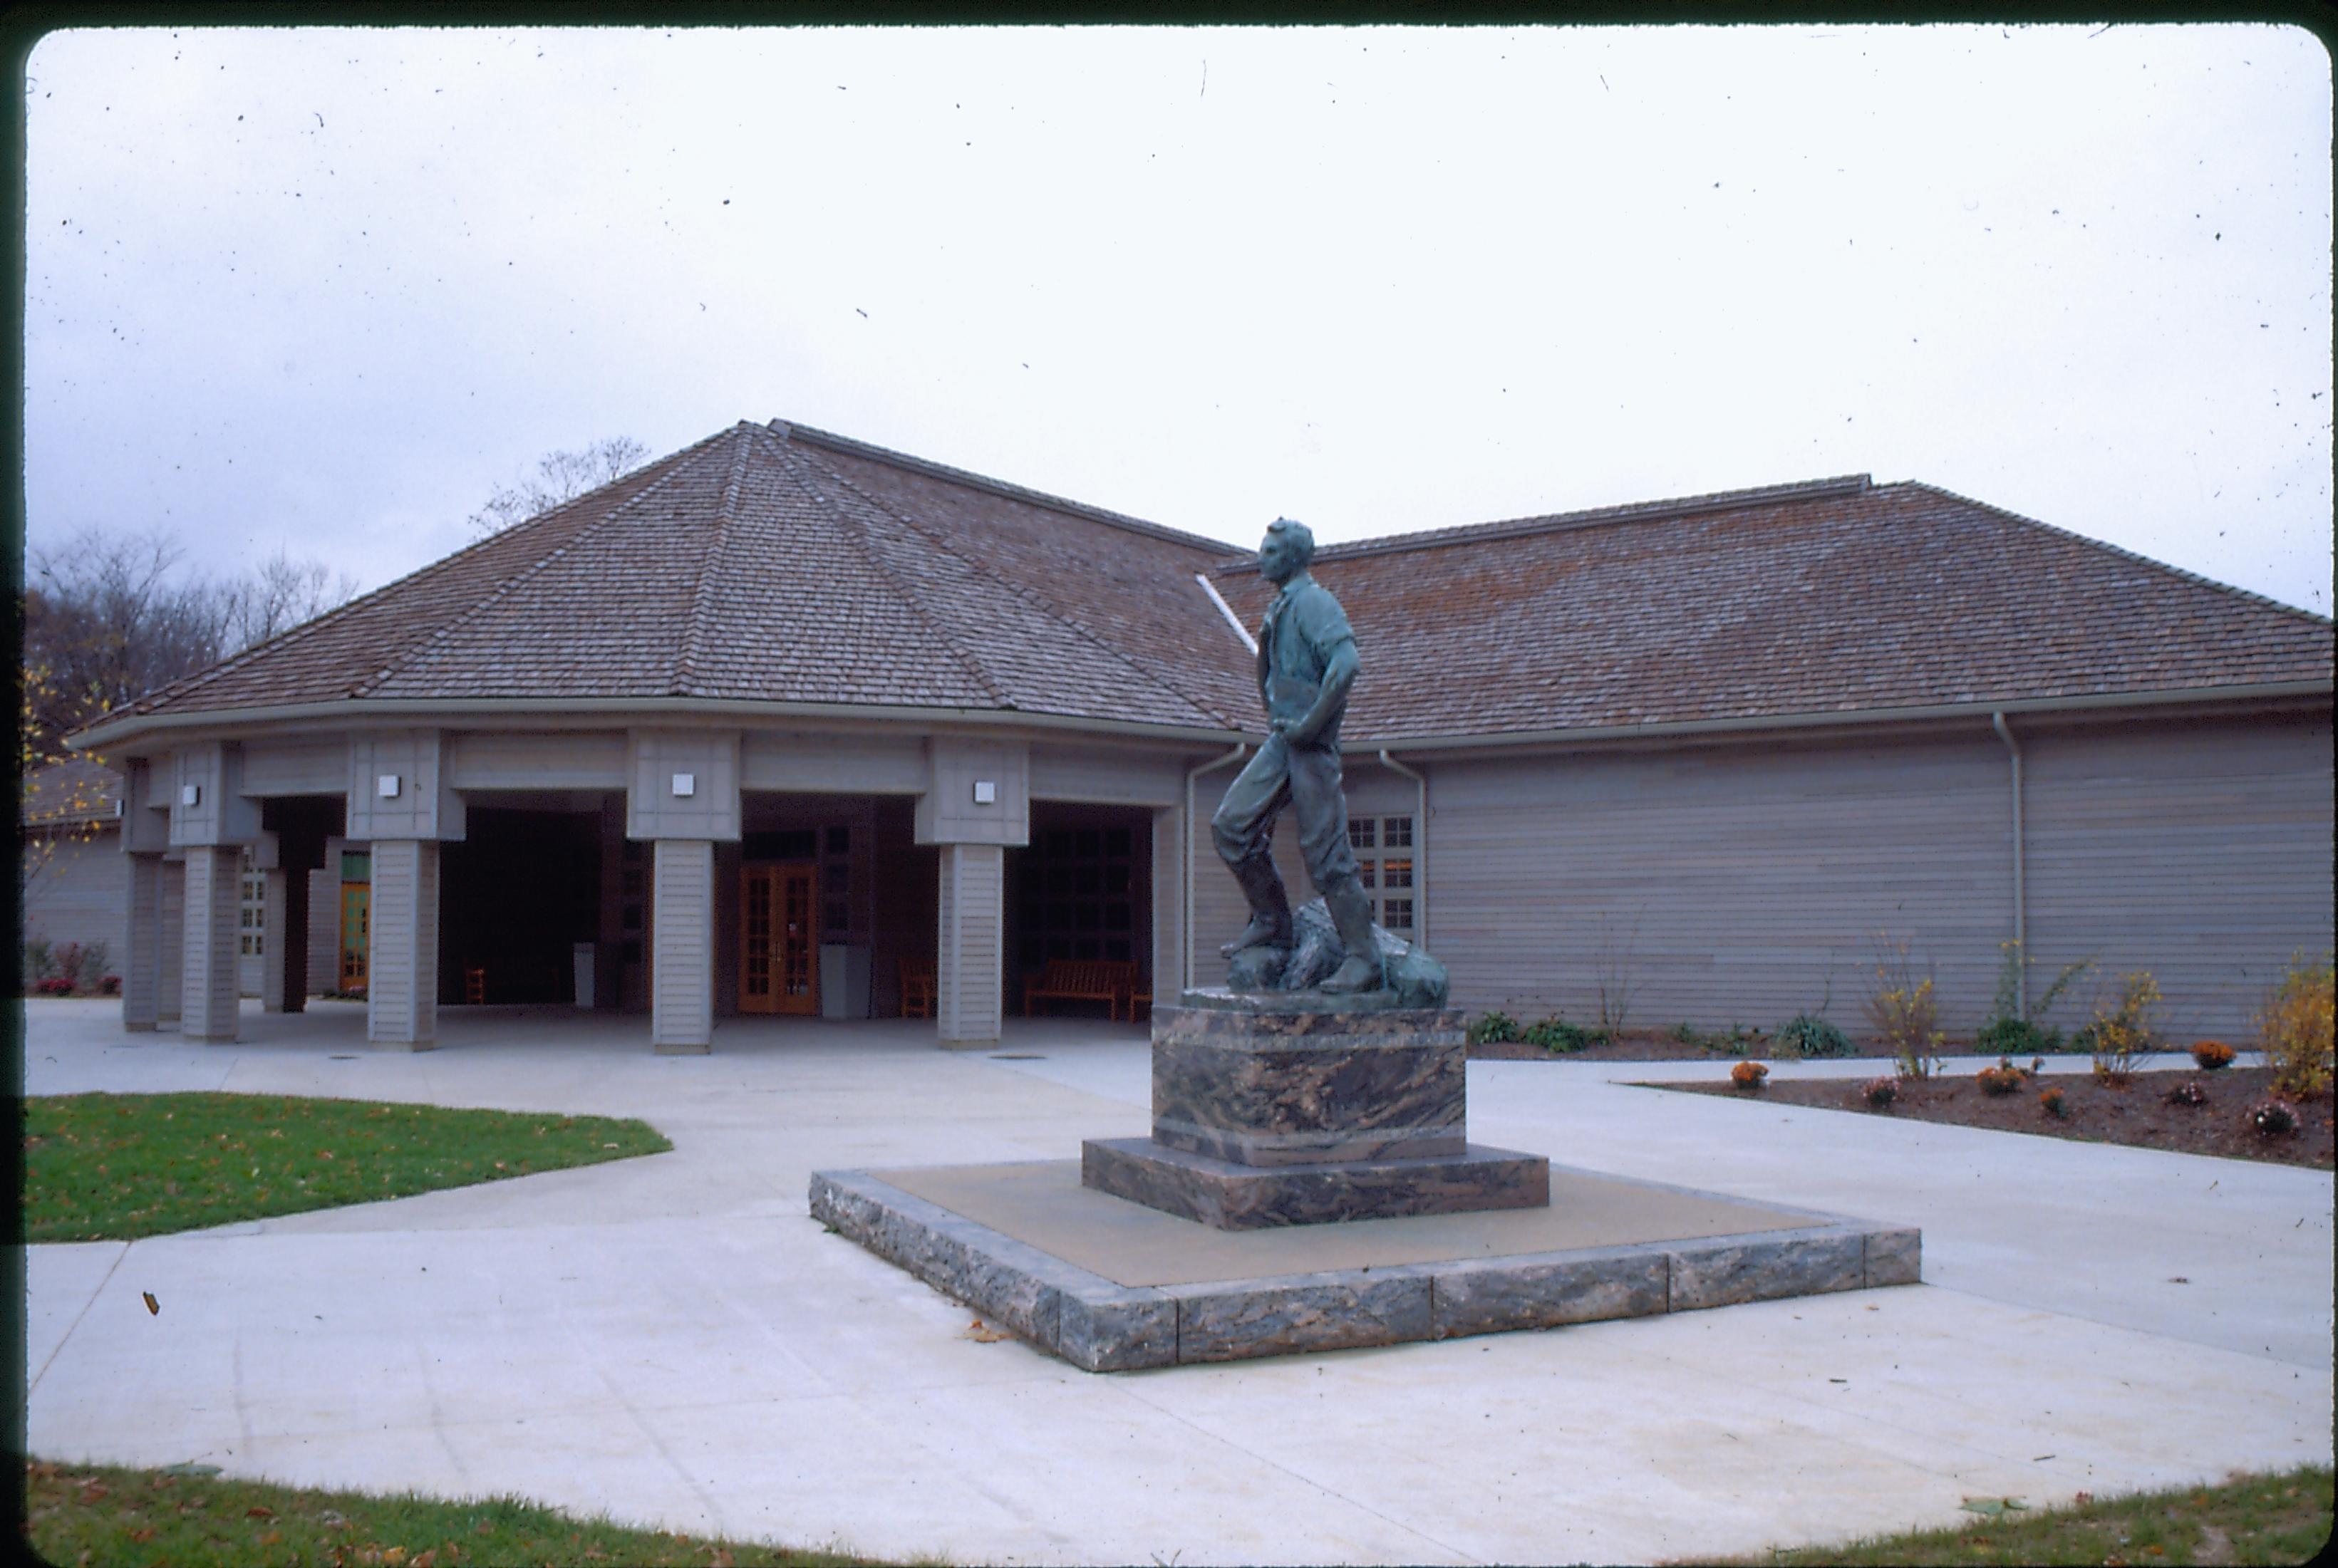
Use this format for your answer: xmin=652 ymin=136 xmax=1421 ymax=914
xmin=20 ymin=997 xmax=2334 ymax=1566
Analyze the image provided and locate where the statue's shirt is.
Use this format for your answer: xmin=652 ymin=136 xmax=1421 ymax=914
xmin=1257 ymin=574 xmax=1356 ymax=730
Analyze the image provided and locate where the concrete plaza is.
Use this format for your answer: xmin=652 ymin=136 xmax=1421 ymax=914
xmin=20 ymin=997 xmax=2334 ymax=1564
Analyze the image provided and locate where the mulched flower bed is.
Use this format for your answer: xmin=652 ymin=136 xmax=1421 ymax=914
xmin=1469 ymin=1032 xmax=1903 ymax=1064
xmin=1660 ymin=1066 xmax=2334 ymax=1169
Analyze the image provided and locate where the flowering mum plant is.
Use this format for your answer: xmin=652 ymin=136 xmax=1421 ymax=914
xmin=2191 ymin=1041 xmax=2236 ymax=1071
xmin=2039 ymin=1086 xmax=2069 ymax=1119
xmin=1730 ymin=1059 xmax=1769 ymax=1091
xmin=2250 ymin=1099 xmax=2299 ymax=1137
xmin=1861 ymin=1076 xmax=1898 ymax=1108
xmin=1976 ymin=1058 xmax=2024 ymax=1096
xmin=2163 ymin=1077 xmax=2209 ymax=1107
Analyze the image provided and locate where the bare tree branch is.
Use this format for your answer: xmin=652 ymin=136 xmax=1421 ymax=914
xmin=466 ymin=435 xmax=650 ymax=537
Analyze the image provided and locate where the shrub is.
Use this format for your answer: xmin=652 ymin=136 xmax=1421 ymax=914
xmin=23 ymin=938 xmax=56 ymax=985
xmin=33 ymin=976 xmax=76 ymax=997
xmin=1866 ymin=939 xmax=1945 ymax=1080
xmin=2087 ymin=970 xmax=2161 ymax=1086
xmin=2163 ymin=1077 xmax=2209 ymax=1107
xmin=1774 ymin=1013 xmax=1853 ymax=1059
xmin=2191 ymin=1040 xmax=2237 ymax=1071
xmin=1975 ymin=1017 xmax=2062 ymax=1055
xmin=52 ymin=941 xmax=90 ymax=990
xmin=1976 ymin=1057 xmax=2024 ymax=1096
xmin=1861 ymin=1076 xmax=1898 ymax=1108
xmin=2257 ymin=951 xmax=2335 ymax=1101
xmin=2039 ymin=1086 xmax=2069 ymax=1119
xmin=1522 ymin=1016 xmax=1609 ymax=1053
xmin=1469 ymin=1011 xmax=1521 ymax=1046
xmin=98 ymin=975 xmax=122 ymax=997
xmin=2250 ymin=1098 xmax=2299 ymax=1137
xmin=1730 ymin=1060 xmax=1769 ymax=1091
xmin=1674 ymin=1022 xmax=1762 ymax=1056
xmin=1973 ymin=941 xmax=2092 ymax=1054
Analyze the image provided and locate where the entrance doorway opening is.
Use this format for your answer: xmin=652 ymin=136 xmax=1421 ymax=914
xmin=438 ymin=804 xmax=604 ymax=1004
xmin=1009 ymin=803 xmax=1153 ymax=1017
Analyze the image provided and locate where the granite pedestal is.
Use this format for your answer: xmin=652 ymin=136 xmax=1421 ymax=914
xmin=1078 ymin=994 xmax=1553 ymax=1229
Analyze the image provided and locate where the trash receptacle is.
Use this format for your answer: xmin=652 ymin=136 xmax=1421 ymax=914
xmin=572 ymin=943 xmax=596 ymax=1009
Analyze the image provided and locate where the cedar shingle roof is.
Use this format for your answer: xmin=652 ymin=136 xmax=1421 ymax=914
xmin=1205 ymin=477 xmax=2335 ymax=740
xmin=83 ymin=423 xmax=2332 ymax=749
xmin=94 ymin=421 xmax=1253 ymax=734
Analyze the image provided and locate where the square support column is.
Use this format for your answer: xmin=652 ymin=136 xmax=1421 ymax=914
xmin=181 ymin=845 xmax=242 ymax=1042
xmin=367 ymin=838 xmax=440 ymax=1049
xmin=937 ymin=842 xmax=1005 ymax=1049
xmin=157 ymin=860 xmax=185 ymax=1023
xmin=123 ymin=853 xmax=163 ymax=1032
xmin=651 ymin=838 xmax=715 ymax=1054
xmin=1151 ymin=805 xmax=1184 ymax=1003
xmin=262 ymin=867 xmax=309 ymax=1014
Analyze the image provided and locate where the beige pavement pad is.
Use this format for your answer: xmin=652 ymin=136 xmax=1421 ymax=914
xmin=876 ymin=1158 xmax=1818 ymax=1287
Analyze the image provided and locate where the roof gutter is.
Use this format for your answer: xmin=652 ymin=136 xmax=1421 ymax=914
xmin=1357 ymin=680 xmax=2334 ymax=757
xmin=69 ymin=695 xmax=1261 ymax=754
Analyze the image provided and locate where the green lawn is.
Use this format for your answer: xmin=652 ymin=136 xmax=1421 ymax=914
xmin=1697 ymin=1463 xmax=2333 ymax=1567
xmin=21 ymin=1458 xmax=884 ymax=1568
xmin=21 ymin=1091 xmax=671 ymax=1242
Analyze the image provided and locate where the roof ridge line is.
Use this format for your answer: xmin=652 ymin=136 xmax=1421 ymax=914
xmin=1231 ymin=474 xmax=1878 ymax=570
xmin=789 ymin=437 xmax=1239 ymax=729
xmin=673 ymin=425 xmax=756 ymax=693
xmin=762 ymin=433 xmax=1014 ymax=710
xmin=97 ymin=430 xmax=733 ymax=726
xmin=1900 ymin=481 xmax=2337 ymax=628
xmin=770 ymin=417 xmax=1244 ymax=556
xmin=349 ymin=438 xmax=723 ymax=702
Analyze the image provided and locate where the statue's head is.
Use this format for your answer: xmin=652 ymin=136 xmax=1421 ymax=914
xmin=1258 ymin=517 xmax=1314 ymax=585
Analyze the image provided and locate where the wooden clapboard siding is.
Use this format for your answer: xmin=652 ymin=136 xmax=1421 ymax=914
xmin=20 ymin=825 xmax=127 ymax=965
xmin=366 ymin=839 xmax=438 ymax=1044
xmin=740 ymin=731 xmax=924 ymax=794
xmin=651 ymin=839 xmax=715 ymax=1048
xmin=239 ymin=738 xmax=348 ymax=796
xmin=1429 ymin=734 xmax=2012 ymax=1032
xmin=2022 ymin=711 xmax=2334 ymax=1040
xmin=1029 ymin=744 xmax=1184 ymax=807
xmin=938 ymin=843 xmax=1005 ymax=1042
xmin=445 ymin=731 xmax=628 ymax=790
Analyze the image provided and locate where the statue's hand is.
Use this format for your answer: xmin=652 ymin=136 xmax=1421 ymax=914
xmin=1269 ymin=716 xmax=1295 ymax=740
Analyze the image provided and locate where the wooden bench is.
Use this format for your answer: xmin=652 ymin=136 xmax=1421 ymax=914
xmin=899 ymin=956 xmax=936 ymax=1019
xmin=1023 ymin=959 xmax=1139 ymax=1022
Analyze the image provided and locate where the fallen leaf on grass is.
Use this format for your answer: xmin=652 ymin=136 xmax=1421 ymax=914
xmin=247 ymin=1505 xmax=276 ymax=1519
xmin=1959 ymin=1496 xmax=2029 ymax=1516
xmin=129 ymin=1527 xmax=156 ymax=1543
xmin=963 ymin=1318 xmax=1013 ymax=1343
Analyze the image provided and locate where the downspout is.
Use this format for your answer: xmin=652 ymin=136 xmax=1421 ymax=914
xmin=1183 ymin=744 xmax=1248 ymax=994
xmin=1991 ymin=710 xmax=2027 ymax=1019
xmin=1377 ymin=749 xmax=1428 ymax=950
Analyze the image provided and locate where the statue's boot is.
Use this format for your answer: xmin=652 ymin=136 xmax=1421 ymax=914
xmin=1219 ymin=853 xmax=1295 ymax=957
xmin=1318 ymin=875 xmax=1385 ymax=992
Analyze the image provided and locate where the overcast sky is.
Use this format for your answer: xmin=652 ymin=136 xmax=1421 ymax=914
xmin=22 ymin=23 xmax=2334 ymax=615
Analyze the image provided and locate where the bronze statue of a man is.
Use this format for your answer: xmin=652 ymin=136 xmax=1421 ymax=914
xmin=1211 ymin=518 xmax=1383 ymax=993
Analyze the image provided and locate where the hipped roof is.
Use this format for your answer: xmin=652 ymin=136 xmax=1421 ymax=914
xmin=81 ymin=420 xmax=2333 ymax=749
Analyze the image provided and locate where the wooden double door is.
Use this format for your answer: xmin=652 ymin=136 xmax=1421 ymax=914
xmin=739 ymin=863 xmax=819 ymax=1015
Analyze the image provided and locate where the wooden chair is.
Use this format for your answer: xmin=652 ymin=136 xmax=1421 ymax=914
xmin=463 ymin=966 xmax=487 ymax=1004
xmin=1023 ymin=959 xmax=1139 ymax=1022
xmin=899 ymin=955 xmax=936 ymax=1019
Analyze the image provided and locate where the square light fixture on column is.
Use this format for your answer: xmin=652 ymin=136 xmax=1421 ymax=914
xmin=671 ymin=772 xmax=696 ymax=797
xmin=180 ymin=784 xmax=200 ymax=806
xmin=972 ymin=779 xmax=997 ymax=805
xmin=378 ymin=774 xmax=402 ymax=798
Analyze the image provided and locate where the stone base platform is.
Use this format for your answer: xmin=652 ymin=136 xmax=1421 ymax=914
xmin=1082 ymin=1136 xmax=1549 ymax=1229
xmin=809 ymin=1159 xmax=1920 ymax=1372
